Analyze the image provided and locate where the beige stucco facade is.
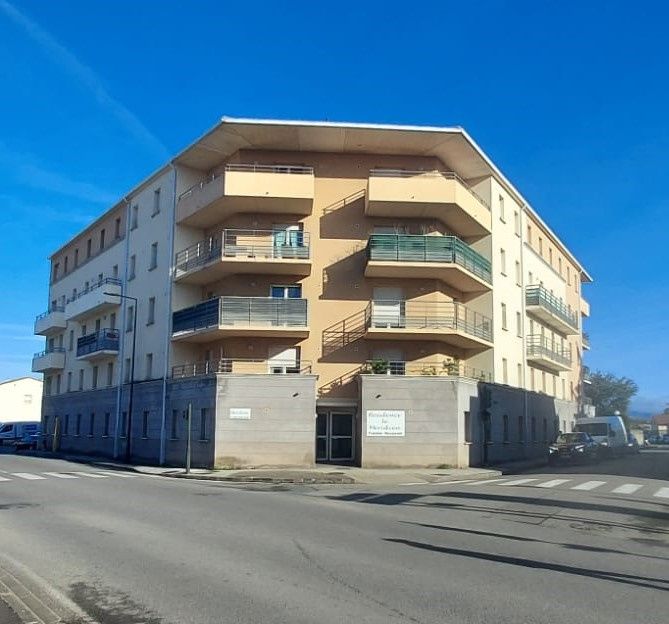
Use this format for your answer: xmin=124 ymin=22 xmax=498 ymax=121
xmin=34 ymin=118 xmax=591 ymax=467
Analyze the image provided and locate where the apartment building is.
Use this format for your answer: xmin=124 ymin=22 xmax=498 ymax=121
xmin=34 ymin=118 xmax=592 ymax=468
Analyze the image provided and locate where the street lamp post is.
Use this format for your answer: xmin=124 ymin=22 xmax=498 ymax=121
xmin=104 ymin=291 xmax=137 ymax=463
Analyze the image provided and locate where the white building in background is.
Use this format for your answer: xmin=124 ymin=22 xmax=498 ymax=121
xmin=0 ymin=377 xmax=43 ymax=423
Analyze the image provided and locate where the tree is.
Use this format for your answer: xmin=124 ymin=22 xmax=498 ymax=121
xmin=586 ymin=371 xmax=638 ymax=425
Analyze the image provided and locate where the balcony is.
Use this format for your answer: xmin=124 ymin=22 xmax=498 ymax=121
xmin=525 ymin=285 xmax=579 ymax=335
xmin=65 ymin=278 xmax=122 ymax=322
xmin=76 ymin=328 xmax=120 ymax=361
xmin=582 ymin=332 xmax=590 ymax=350
xmin=361 ymin=359 xmax=491 ymax=381
xmin=172 ymin=357 xmax=312 ymax=378
xmin=526 ymin=335 xmax=572 ymax=373
xmin=32 ymin=347 xmax=65 ymax=373
xmin=581 ymin=297 xmax=590 ymax=318
xmin=172 ymin=296 xmax=309 ymax=342
xmin=34 ymin=307 xmax=67 ymax=335
xmin=176 ymin=164 xmax=315 ymax=227
xmin=174 ymin=229 xmax=311 ymax=284
xmin=365 ymin=234 xmax=491 ymax=292
xmin=366 ymin=169 xmax=491 ymax=238
xmin=365 ymin=300 xmax=493 ymax=350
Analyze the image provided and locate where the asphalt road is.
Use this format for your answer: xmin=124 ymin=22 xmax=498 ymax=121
xmin=0 ymin=449 xmax=667 ymax=624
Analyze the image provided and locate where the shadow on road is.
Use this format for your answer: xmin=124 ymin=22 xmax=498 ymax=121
xmin=384 ymin=538 xmax=669 ymax=591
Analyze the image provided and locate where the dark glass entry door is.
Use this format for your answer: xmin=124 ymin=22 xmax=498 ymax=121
xmin=316 ymin=411 xmax=354 ymax=462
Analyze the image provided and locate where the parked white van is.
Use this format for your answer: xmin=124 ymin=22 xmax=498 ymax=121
xmin=0 ymin=421 xmax=41 ymax=445
xmin=574 ymin=416 xmax=628 ymax=456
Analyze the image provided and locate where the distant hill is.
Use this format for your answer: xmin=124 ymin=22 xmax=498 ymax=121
xmin=629 ymin=410 xmax=654 ymax=422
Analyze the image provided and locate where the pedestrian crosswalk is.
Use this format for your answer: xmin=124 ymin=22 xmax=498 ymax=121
xmin=459 ymin=476 xmax=669 ymax=499
xmin=0 ymin=471 xmax=138 ymax=482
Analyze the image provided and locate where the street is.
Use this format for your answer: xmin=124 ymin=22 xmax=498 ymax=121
xmin=0 ymin=449 xmax=667 ymax=624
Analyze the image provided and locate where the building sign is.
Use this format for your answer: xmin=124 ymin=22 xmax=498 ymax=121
xmin=229 ymin=408 xmax=251 ymax=420
xmin=366 ymin=410 xmax=405 ymax=437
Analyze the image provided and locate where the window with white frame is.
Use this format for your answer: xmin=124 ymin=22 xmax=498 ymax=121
xmin=147 ymin=297 xmax=156 ymax=325
xmin=149 ymin=242 xmax=158 ymax=270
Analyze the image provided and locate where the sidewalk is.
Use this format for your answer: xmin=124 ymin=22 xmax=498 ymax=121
xmin=15 ymin=449 xmax=502 ymax=485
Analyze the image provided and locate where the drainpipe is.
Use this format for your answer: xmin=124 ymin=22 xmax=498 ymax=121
xmin=113 ymin=197 xmax=132 ymax=458
xmin=159 ymin=165 xmax=177 ymax=465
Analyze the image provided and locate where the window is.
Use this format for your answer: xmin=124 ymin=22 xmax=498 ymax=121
xmin=526 ymin=225 xmax=532 ymax=245
xmin=570 ymin=381 xmax=574 ymax=400
xmin=112 ymin=264 xmax=118 ymax=279
xmin=100 ymin=228 xmax=106 ymax=250
xmin=142 ymin=411 xmax=149 ymax=439
xmin=131 ymin=205 xmax=138 ymax=230
xmin=55 ymin=375 xmax=61 ymax=394
xmin=152 ymin=188 xmax=161 ymax=216
xmin=500 ymin=249 xmax=506 ymax=275
xmin=514 ymin=210 xmax=520 ymax=236
xmin=517 ymin=363 xmax=523 ymax=386
xmin=515 ymin=261 xmax=521 ymax=286
xmin=270 ymin=285 xmax=302 ymax=298
xmin=53 ymin=262 xmax=60 ymax=281
xmin=95 ymin=318 xmax=101 ymax=333
xmin=147 ymin=297 xmax=156 ymax=325
xmin=115 ymin=217 xmax=121 ymax=239
xmin=501 ymin=303 xmax=507 ymax=330
xmin=503 ymin=414 xmax=509 ymax=443
xmin=106 ymin=362 xmax=114 ymax=386
xmin=126 ymin=305 xmax=134 ymax=332
xmin=124 ymin=358 xmax=131 ymax=383
xmin=502 ymin=358 xmax=508 ymax=384
xmin=499 ymin=195 xmax=505 ymax=221
xmin=92 ymin=366 xmax=98 ymax=389
xmin=464 ymin=411 xmax=472 ymax=443
xmin=63 ymin=414 xmax=69 ymax=436
xmin=67 ymin=372 xmax=72 ymax=392
xmin=528 ymin=271 xmax=533 ymax=284
xmin=110 ymin=313 xmax=116 ymax=330
xmin=518 ymin=415 xmax=525 ymax=442
xmin=567 ymin=267 xmax=571 ymax=285
xmin=149 ymin=242 xmax=158 ymax=270
xmin=516 ymin=312 xmax=522 ymax=337
xmin=78 ymin=369 xmax=84 ymax=391
xmin=552 ymin=374 xmax=557 ymax=396
xmin=558 ymin=257 xmax=562 ymax=275
xmin=129 ymin=255 xmax=136 ymax=280
xmin=103 ymin=412 xmax=110 ymax=437
xmin=75 ymin=414 xmax=82 ymax=436
xmin=199 ymin=408 xmax=208 ymax=441
xmin=120 ymin=412 xmax=127 ymax=438
xmin=89 ymin=413 xmax=95 ymax=437
xmin=562 ymin=378 xmax=566 ymax=400
xmin=549 ymin=248 xmax=553 ymax=266
xmin=538 ymin=237 xmax=543 ymax=255
xmin=145 ymin=353 xmax=153 ymax=380
xmin=86 ymin=238 xmax=92 ymax=259
xmin=171 ymin=410 xmax=178 ymax=439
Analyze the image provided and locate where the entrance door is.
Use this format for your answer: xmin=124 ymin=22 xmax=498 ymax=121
xmin=316 ymin=411 xmax=354 ymax=463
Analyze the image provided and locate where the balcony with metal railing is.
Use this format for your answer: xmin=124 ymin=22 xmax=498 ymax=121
xmin=525 ymin=285 xmax=579 ymax=334
xmin=76 ymin=328 xmax=120 ymax=361
xmin=360 ymin=359 xmax=491 ymax=381
xmin=176 ymin=164 xmax=315 ymax=227
xmin=582 ymin=332 xmax=590 ymax=350
xmin=65 ymin=278 xmax=122 ymax=322
xmin=526 ymin=334 xmax=572 ymax=372
xmin=34 ymin=306 xmax=67 ymax=336
xmin=365 ymin=234 xmax=491 ymax=292
xmin=365 ymin=299 xmax=493 ymax=349
xmin=32 ymin=347 xmax=66 ymax=373
xmin=174 ymin=229 xmax=311 ymax=284
xmin=172 ymin=296 xmax=309 ymax=341
xmin=172 ymin=357 xmax=312 ymax=378
xmin=366 ymin=169 xmax=492 ymax=238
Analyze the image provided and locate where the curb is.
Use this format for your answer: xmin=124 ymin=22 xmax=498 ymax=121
xmin=169 ymin=473 xmax=356 ymax=484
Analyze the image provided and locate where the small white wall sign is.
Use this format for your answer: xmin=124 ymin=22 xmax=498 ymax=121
xmin=229 ymin=408 xmax=251 ymax=420
xmin=366 ymin=410 xmax=405 ymax=437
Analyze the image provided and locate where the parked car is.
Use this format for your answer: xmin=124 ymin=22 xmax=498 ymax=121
xmin=13 ymin=429 xmax=42 ymax=451
xmin=0 ymin=421 xmax=41 ymax=446
xmin=549 ymin=432 xmax=600 ymax=463
xmin=574 ymin=416 xmax=628 ymax=457
xmin=626 ymin=433 xmax=640 ymax=454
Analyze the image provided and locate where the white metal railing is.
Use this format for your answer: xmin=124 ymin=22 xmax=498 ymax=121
xmin=172 ymin=358 xmax=312 ymax=378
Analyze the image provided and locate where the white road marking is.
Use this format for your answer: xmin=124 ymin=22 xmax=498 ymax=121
xmin=469 ymin=478 xmax=510 ymax=485
xmin=70 ymin=472 xmax=108 ymax=478
xmin=95 ymin=471 xmax=137 ymax=478
xmin=400 ymin=482 xmax=428 ymax=486
xmin=571 ymin=480 xmax=606 ymax=491
xmin=503 ymin=478 xmax=539 ymax=486
xmin=535 ymin=479 xmax=571 ymax=488
xmin=433 ymin=479 xmax=478 ymax=485
xmin=611 ymin=484 xmax=643 ymax=495
xmin=653 ymin=487 xmax=669 ymax=499
xmin=0 ymin=476 xmax=11 ymax=482
xmin=43 ymin=472 xmax=79 ymax=479
xmin=11 ymin=473 xmax=47 ymax=480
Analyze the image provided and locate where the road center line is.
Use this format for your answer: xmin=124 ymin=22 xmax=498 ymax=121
xmin=610 ymin=484 xmax=642 ymax=495
xmin=571 ymin=481 xmax=606 ymax=491
xmin=535 ymin=479 xmax=571 ymax=488
xmin=11 ymin=473 xmax=47 ymax=480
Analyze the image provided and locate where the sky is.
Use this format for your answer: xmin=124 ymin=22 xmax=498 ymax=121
xmin=0 ymin=0 xmax=667 ymax=413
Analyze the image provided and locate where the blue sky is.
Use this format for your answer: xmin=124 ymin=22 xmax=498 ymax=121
xmin=0 ymin=0 xmax=667 ymax=412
